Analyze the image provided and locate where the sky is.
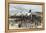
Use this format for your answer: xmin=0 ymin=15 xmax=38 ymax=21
xmin=9 ymin=4 xmax=42 ymax=16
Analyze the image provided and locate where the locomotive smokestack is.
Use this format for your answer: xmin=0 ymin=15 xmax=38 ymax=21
xmin=29 ymin=10 xmax=31 ymax=13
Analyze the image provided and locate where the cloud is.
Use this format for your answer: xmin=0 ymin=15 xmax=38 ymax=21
xmin=9 ymin=4 xmax=42 ymax=16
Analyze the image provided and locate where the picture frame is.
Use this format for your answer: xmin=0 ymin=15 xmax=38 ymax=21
xmin=5 ymin=0 xmax=45 ymax=33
